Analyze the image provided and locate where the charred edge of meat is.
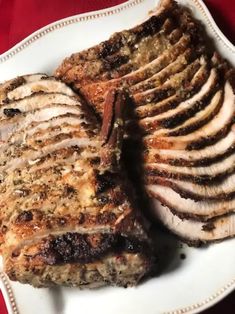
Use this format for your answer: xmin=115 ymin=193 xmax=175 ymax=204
xmin=167 ymin=94 xmax=223 ymax=136
xmin=95 ymin=171 xmax=117 ymax=194
xmin=98 ymin=34 xmax=124 ymax=59
xmin=226 ymin=68 xmax=235 ymax=92
xmin=145 ymin=165 xmax=235 ymax=185
xmin=159 ymin=84 xmax=220 ymax=130
xmin=201 ymin=222 xmax=216 ymax=231
xmin=31 ymin=233 xmax=151 ymax=265
xmin=90 ymin=2 xmax=177 ymax=60
xmin=15 ymin=210 xmax=34 ymax=223
xmin=174 ymin=4 xmax=206 ymax=49
xmin=3 ymin=108 xmax=22 ymax=118
xmin=135 ymin=60 xmax=206 ymax=107
xmin=54 ymin=1 xmax=181 ymax=80
xmin=187 ymin=121 xmax=234 ymax=150
xmin=0 ymin=77 xmax=26 ymax=104
xmin=146 ymin=176 xmax=235 ymax=201
xmin=100 ymin=89 xmax=127 ymax=171
xmin=148 ymin=191 xmax=208 ymax=222
xmin=103 ymin=55 xmax=129 ymax=72
xmin=145 ymin=144 xmax=235 ymax=167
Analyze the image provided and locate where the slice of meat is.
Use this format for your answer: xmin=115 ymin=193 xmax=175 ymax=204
xmin=6 ymin=78 xmax=76 ymax=101
xmin=146 ymin=174 xmax=235 ymax=201
xmin=147 ymin=184 xmax=235 ymax=220
xmin=0 ymin=74 xmax=48 ymax=104
xmin=0 ymin=92 xmax=80 ymax=121
xmin=130 ymin=47 xmax=195 ymax=94
xmin=144 ymin=81 xmax=234 ymax=150
xmin=8 ymin=113 xmax=90 ymax=146
xmin=133 ymin=56 xmax=205 ymax=107
xmin=151 ymin=88 xmax=223 ymax=137
xmin=143 ymin=128 xmax=235 ymax=166
xmin=150 ymin=199 xmax=235 ymax=244
xmin=137 ymin=68 xmax=218 ymax=133
xmin=144 ymin=153 xmax=235 ymax=184
xmin=0 ymin=75 xmax=153 ymax=288
xmin=0 ymin=104 xmax=84 ymax=142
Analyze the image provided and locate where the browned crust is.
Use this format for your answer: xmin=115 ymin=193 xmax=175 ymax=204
xmin=166 ymin=92 xmax=223 ymax=136
xmin=143 ymin=143 xmax=235 ymax=167
xmin=55 ymin=0 xmax=179 ymax=83
xmin=0 ymin=77 xmax=27 ymax=105
xmin=187 ymin=120 xmax=234 ymax=150
xmin=147 ymin=189 xmax=233 ymax=222
xmin=145 ymin=176 xmax=235 ymax=201
xmin=17 ymin=233 xmax=150 ymax=266
xmin=139 ymin=78 xmax=220 ymax=133
xmin=144 ymin=164 xmax=235 ymax=185
xmin=133 ymin=58 xmax=203 ymax=107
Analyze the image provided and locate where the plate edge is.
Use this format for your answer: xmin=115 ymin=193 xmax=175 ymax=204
xmin=0 ymin=0 xmax=145 ymax=64
xmin=0 ymin=0 xmax=234 ymax=313
xmin=164 ymin=277 xmax=235 ymax=314
xmin=0 ymin=272 xmax=18 ymax=314
xmin=0 ymin=0 xmax=234 ymax=64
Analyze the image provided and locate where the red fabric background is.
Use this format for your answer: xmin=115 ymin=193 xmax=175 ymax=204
xmin=0 ymin=1 xmax=234 ymax=313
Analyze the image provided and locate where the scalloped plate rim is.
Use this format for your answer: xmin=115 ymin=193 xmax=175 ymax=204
xmin=0 ymin=0 xmax=234 ymax=63
xmin=0 ymin=1 xmax=234 ymax=314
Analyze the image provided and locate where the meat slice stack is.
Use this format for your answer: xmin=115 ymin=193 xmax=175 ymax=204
xmin=0 ymin=74 xmax=153 ymax=287
xmin=56 ymin=0 xmax=235 ymax=245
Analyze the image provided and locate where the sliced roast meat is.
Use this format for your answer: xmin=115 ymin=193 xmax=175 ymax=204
xmin=144 ymin=128 xmax=235 ymax=166
xmin=147 ymin=184 xmax=235 ymax=219
xmin=146 ymin=174 xmax=235 ymax=201
xmin=133 ymin=56 xmax=205 ymax=107
xmin=8 ymin=113 xmax=90 ymax=146
xmin=55 ymin=0 xmax=235 ymax=244
xmin=144 ymin=81 xmax=234 ymax=150
xmin=0 ymin=92 xmax=81 ymax=121
xmin=6 ymin=79 xmax=76 ymax=101
xmin=153 ymin=89 xmax=223 ymax=137
xmin=138 ymin=68 xmax=218 ymax=132
xmin=0 ymin=136 xmax=99 ymax=175
xmin=150 ymin=199 xmax=235 ymax=244
xmin=130 ymin=48 xmax=196 ymax=94
xmin=0 ymin=74 xmax=48 ymax=104
xmin=145 ymin=153 xmax=235 ymax=184
xmin=80 ymin=34 xmax=194 ymax=114
xmin=55 ymin=0 xmax=181 ymax=83
xmin=0 ymin=104 xmax=84 ymax=142
xmin=0 ymin=74 xmax=153 ymax=288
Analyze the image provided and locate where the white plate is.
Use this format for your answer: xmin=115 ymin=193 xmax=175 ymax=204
xmin=0 ymin=1 xmax=234 ymax=314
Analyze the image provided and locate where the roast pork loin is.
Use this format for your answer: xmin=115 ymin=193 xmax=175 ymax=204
xmin=0 ymin=74 xmax=153 ymax=287
xmin=56 ymin=0 xmax=235 ymax=244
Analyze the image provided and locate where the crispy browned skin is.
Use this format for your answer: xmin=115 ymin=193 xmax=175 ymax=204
xmin=0 ymin=74 xmax=153 ymax=287
xmin=55 ymin=0 xmax=235 ymax=243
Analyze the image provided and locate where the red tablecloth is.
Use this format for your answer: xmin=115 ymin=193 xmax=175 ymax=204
xmin=0 ymin=1 xmax=234 ymax=313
